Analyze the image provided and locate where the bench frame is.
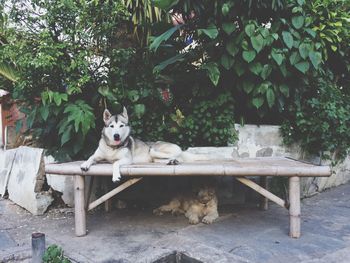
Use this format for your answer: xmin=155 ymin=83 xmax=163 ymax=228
xmin=45 ymin=158 xmax=331 ymax=238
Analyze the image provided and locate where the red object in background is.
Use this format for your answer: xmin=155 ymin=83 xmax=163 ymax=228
xmin=0 ymin=94 xmax=26 ymax=145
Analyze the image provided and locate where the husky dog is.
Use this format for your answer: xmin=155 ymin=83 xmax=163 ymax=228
xmin=81 ymin=107 xmax=207 ymax=182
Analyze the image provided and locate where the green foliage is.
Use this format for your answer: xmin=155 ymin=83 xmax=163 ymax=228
xmin=1 ymin=0 xmax=350 ymax=161
xmin=42 ymin=245 xmax=71 ymax=263
xmin=180 ymin=92 xmax=237 ymax=146
xmin=281 ymin=78 xmax=350 ymax=160
xmin=150 ymin=0 xmax=350 ymax=159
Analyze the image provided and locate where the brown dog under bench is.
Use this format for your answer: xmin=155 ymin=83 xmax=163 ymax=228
xmin=45 ymin=157 xmax=331 ymax=238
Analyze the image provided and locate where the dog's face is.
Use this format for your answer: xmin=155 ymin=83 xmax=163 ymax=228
xmin=102 ymin=107 xmax=131 ymax=146
xmin=197 ymin=186 xmax=216 ymax=204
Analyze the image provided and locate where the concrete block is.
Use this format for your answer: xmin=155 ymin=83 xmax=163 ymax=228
xmin=7 ymin=146 xmax=53 ymax=215
xmin=0 ymin=148 xmax=17 ymax=196
xmin=45 ymin=155 xmax=74 ymax=207
xmin=187 ymin=146 xmax=234 ymax=159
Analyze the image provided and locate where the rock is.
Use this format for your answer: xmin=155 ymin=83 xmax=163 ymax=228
xmin=7 ymin=146 xmax=53 ymax=215
xmin=0 ymin=148 xmax=17 ymax=196
xmin=256 ymin=147 xmax=273 ymax=157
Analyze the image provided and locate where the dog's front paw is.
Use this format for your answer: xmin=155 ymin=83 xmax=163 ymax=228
xmin=80 ymin=162 xmax=91 ymax=171
xmin=167 ymin=159 xmax=179 ymax=165
xmin=112 ymin=172 xmax=121 ymax=183
xmin=153 ymin=208 xmax=163 ymax=216
xmin=202 ymin=215 xmax=216 ymax=224
xmin=188 ymin=217 xmax=200 ymax=224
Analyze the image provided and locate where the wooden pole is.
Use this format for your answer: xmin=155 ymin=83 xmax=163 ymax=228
xmin=259 ymin=176 xmax=269 ymax=210
xmin=104 ymin=178 xmax=112 ymax=212
xmin=74 ymin=175 xmax=86 ymax=237
xmin=289 ymin=176 xmax=301 ymax=238
xmin=88 ymin=178 xmax=142 ymax=211
xmin=85 ymin=176 xmax=94 ymax=210
xmin=236 ymin=177 xmax=286 ymax=209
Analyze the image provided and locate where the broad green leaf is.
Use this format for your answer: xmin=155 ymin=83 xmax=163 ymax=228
xmin=272 ymin=33 xmax=279 ymax=40
xmin=198 ymin=24 xmax=219 ymax=39
xmin=241 ymin=40 xmax=249 ymax=50
xmin=242 ymin=81 xmax=254 ymax=94
xmin=309 ymin=51 xmax=322 ymax=69
xmin=242 ymin=50 xmax=256 ymax=63
xmin=271 ymin=49 xmax=284 ymax=65
xmin=98 ymin=86 xmax=118 ymax=101
xmin=233 ymin=62 xmax=245 ymax=76
xmin=282 ymin=31 xmax=293 ymax=49
xmin=0 ymin=62 xmax=19 ymax=82
xmin=153 ymin=53 xmax=186 ymax=73
xmin=260 ymin=28 xmax=269 ymax=38
xmin=261 ymin=64 xmax=272 ymax=80
xmin=150 ymin=25 xmax=181 ymax=51
xmin=61 ymin=126 xmax=72 ymax=146
xmin=292 ymin=16 xmax=304 ymax=29
xmin=299 ymin=43 xmax=310 ymax=59
xmin=295 ymin=61 xmax=310 ymax=73
xmin=305 ymin=28 xmax=316 ymax=38
xmin=297 ymin=0 xmax=305 ymax=5
xmin=222 ymin=3 xmax=230 ymax=16
xmin=251 ymin=34 xmax=264 ymax=53
xmin=151 ymin=0 xmax=179 ymax=10
xmin=258 ymin=82 xmax=270 ymax=94
xmin=289 ymin=51 xmax=301 ymax=65
xmin=53 ymin=94 xmax=62 ymax=106
xmin=226 ymin=38 xmax=239 ymax=56
xmin=202 ymin=62 xmax=220 ymax=86
xmin=244 ymin=24 xmax=255 ymax=37
xmin=220 ymin=54 xmax=234 ymax=70
xmin=249 ymin=62 xmax=262 ymax=75
xmin=279 ymin=84 xmax=289 ymax=97
xmin=39 ymin=105 xmax=49 ymax=121
xmin=266 ymin=89 xmax=275 ymax=108
xmin=280 ymin=63 xmax=288 ymax=77
xmin=222 ymin=22 xmax=236 ymax=35
xmin=252 ymin=97 xmax=264 ymax=109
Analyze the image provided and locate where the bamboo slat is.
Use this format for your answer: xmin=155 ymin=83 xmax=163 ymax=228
xmin=236 ymin=177 xmax=286 ymax=208
xmin=88 ymin=178 xmax=142 ymax=211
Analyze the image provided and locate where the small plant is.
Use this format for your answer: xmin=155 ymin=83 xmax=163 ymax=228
xmin=42 ymin=245 xmax=71 ymax=263
xmin=281 ymin=78 xmax=350 ymax=161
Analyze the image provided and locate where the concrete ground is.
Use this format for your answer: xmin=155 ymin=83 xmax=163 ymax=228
xmin=1 ymin=183 xmax=350 ymax=263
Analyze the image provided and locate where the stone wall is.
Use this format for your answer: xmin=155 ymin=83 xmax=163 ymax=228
xmin=233 ymin=124 xmax=350 ymax=197
xmin=0 ymin=124 xmax=349 ymax=214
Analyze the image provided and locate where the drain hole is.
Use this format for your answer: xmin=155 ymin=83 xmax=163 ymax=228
xmin=153 ymin=251 xmax=203 ymax=263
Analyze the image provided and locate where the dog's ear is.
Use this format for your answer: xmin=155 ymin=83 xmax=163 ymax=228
xmin=120 ymin=106 xmax=128 ymax=123
xmin=103 ymin=109 xmax=112 ymax=124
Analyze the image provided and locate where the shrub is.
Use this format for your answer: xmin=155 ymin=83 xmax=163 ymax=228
xmin=281 ymin=78 xmax=350 ymax=160
xmin=0 ymin=0 xmax=236 ymax=159
xmin=42 ymin=245 xmax=71 ymax=263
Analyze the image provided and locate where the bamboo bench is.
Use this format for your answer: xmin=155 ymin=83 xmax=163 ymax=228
xmin=45 ymin=157 xmax=331 ymax=238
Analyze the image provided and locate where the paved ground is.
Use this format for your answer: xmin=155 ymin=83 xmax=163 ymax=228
xmin=1 ymin=183 xmax=350 ymax=263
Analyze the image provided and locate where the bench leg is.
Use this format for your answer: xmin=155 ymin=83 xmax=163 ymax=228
xmin=289 ymin=176 xmax=301 ymax=238
xmin=74 ymin=175 xmax=86 ymax=237
xmin=259 ymin=176 xmax=269 ymax=210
